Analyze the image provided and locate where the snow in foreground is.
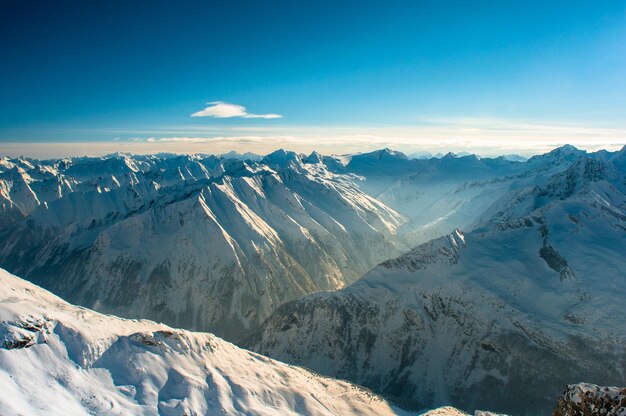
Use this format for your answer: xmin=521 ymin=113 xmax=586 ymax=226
xmin=0 ymin=267 xmax=415 ymax=416
xmin=1 ymin=267 xmax=620 ymax=416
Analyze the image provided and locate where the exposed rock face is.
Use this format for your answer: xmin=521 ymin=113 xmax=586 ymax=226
xmin=0 ymin=318 xmax=51 ymax=350
xmin=552 ymin=384 xmax=626 ymax=416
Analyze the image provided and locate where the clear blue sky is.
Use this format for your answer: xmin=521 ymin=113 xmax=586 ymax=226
xmin=1 ymin=1 xmax=625 ymax=156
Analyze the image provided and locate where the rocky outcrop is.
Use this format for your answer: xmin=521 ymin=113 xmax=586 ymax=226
xmin=552 ymin=383 xmax=626 ymax=416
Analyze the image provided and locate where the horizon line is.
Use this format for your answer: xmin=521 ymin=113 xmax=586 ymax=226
xmin=1 ymin=141 xmax=624 ymax=161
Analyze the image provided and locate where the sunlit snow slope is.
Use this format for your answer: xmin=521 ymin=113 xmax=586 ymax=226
xmin=0 ymin=268 xmax=415 ymax=416
xmin=0 ymin=152 xmax=406 ymax=340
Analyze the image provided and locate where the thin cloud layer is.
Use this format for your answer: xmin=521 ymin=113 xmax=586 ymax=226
xmin=191 ymin=102 xmax=282 ymax=119
xmin=3 ymin=117 xmax=624 ymax=158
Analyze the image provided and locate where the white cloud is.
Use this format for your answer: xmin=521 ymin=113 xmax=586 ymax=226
xmin=191 ymin=102 xmax=282 ymax=119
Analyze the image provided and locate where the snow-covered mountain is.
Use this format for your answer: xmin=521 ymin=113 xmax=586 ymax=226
xmin=2 ymin=145 xmax=623 ymax=415
xmin=0 ymin=152 xmax=407 ymax=340
xmin=318 ymin=148 xmax=529 ymax=244
xmin=220 ymin=150 xmax=263 ymax=161
xmin=1 ymin=145 xmax=622 ymax=342
xmin=0 ymin=267 xmax=414 ymax=416
xmin=0 ymin=267 xmax=519 ymax=416
xmin=246 ymin=152 xmax=626 ymax=415
xmin=321 ymin=145 xmax=624 ymax=245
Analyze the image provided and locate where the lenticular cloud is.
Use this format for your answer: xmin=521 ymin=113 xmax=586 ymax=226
xmin=191 ymin=101 xmax=282 ymax=119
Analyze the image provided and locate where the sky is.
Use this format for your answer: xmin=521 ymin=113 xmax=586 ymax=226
xmin=1 ymin=0 xmax=625 ymax=158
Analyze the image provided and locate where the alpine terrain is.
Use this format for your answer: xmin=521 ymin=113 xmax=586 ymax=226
xmin=247 ymin=147 xmax=626 ymax=415
xmin=0 ymin=267 xmax=410 ymax=416
xmin=3 ymin=2 xmax=625 ymax=414
xmin=0 ymin=152 xmax=407 ymax=340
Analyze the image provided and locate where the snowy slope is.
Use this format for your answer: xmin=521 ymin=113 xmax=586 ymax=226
xmin=247 ymin=154 xmax=626 ymax=416
xmin=0 ymin=152 xmax=407 ymax=340
xmin=323 ymin=145 xmax=612 ymax=245
xmin=0 ymin=267 xmax=417 ymax=416
xmin=332 ymin=149 xmax=525 ymax=243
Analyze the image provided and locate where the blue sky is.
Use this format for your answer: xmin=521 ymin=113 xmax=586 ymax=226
xmin=1 ymin=1 xmax=625 ymax=157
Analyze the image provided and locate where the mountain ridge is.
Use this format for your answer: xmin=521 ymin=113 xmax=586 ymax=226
xmin=0 ymin=153 xmax=408 ymax=340
xmin=0 ymin=267 xmax=414 ymax=416
xmin=246 ymin=150 xmax=626 ymax=415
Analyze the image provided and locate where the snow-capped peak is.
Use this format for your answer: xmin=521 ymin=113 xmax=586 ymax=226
xmin=262 ymin=149 xmax=303 ymax=167
xmin=304 ymin=151 xmax=324 ymax=164
xmin=527 ymin=144 xmax=586 ymax=164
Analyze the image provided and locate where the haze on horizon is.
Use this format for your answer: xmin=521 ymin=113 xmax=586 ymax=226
xmin=1 ymin=1 xmax=625 ymax=158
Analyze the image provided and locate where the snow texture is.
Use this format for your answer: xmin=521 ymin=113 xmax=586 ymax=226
xmin=0 ymin=267 xmax=413 ymax=416
xmin=0 ymin=152 xmax=407 ymax=340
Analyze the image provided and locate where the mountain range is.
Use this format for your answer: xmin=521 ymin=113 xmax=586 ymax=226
xmin=0 ymin=152 xmax=407 ymax=340
xmin=246 ymin=148 xmax=626 ymax=415
xmin=1 ymin=144 xmax=624 ymax=415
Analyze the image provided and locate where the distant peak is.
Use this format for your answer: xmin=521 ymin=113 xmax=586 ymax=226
xmin=304 ymin=151 xmax=323 ymax=164
xmin=104 ymin=151 xmax=130 ymax=159
xmin=550 ymin=144 xmax=582 ymax=155
xmin=220 ymin=151 xmax=261 ymax=161
xmin=528 ymin=144 xmax=586 ymax=163
xmin=502 ymin=154 xmax=527 ymax=162
xmin=376 ymin=148 xmax=407 ymax=159
xmin=262 ymin=149 xmax=301 ymax=166
xmin=406 ymin=151 xmax=433 ymax=160
xmin=350 ymin=148 xmax=408 ymax=161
